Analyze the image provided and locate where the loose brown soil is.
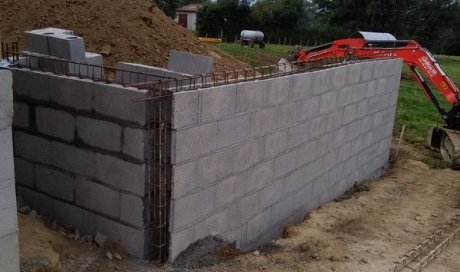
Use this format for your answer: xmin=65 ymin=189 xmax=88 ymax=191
xmin=18 ymin=143 xmax=460 ymax=272
xmin=0 ymin=0 xmax=249 ymax=73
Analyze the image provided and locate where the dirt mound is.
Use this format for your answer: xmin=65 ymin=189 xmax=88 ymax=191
xmin=0 ymin=0 xmax=249 ymax=73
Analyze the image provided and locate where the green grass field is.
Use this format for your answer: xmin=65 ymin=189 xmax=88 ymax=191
xmin=215 ymin=42 xmax=460 ymax=145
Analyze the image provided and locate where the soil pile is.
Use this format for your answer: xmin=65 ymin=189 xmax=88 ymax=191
xmin=0 ymin=0 xmax=249 ymax=72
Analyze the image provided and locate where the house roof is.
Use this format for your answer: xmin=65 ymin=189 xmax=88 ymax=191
xmin=177 ymin=4 xmax=201 ymax=13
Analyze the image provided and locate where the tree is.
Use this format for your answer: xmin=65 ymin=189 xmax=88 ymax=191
xmin=154 ymin=0 xmax=179 ymax=18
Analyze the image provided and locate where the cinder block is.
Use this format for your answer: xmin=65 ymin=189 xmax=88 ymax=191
xmin=14 ymin=158 xmax=34 ymax=188
xmin=345 ymin=120 xmax=362 ymax=142
xmin=235 ymin=80 xmax=268 ymax=113
xmin=14 ymin=132 xmax=51 ymax=165
xmin=217 ymin=114 xmax=251 ymax=148
xmin=292 ymin=182 xmax=313 ymax=211
xmin=196 ymin=147 xmax=233 ymax=186
xmin=309 ymin=115 xmax=327 ymax=140
xmin=95 ymin=215 xmax=145 ymax=258
xmin=222 ymin=226 xmax=243 ymax=249
xmin=312 ymin=70 xmax=330 ymax=95
xmin=375 ymin=78 xmax=388 ymax=96
xmin=326 ymin=110 xmax=343 ymax=133
xmin=360 ymin=61 xmax=375 ymax=81
xmin=172 ymin=161 xmax=197 ymax=199
xmin=0 ymin=128 xmax=14 ymax=181
xmin=169 ymin=225 xmax=195 ymax=261
xmin=347 ymin=63 xmax=362 ymax=85
xmin=366 ymin=80 xmax=377 ymax=98
xmin=195 ymin=208 xmax=230 ymax=240
xmin=120 ymin=193 xmax=144 ymax=228
xmin=260 ymin=179 xmax=284 ymax=209
xmin=0 ymin=70 xmax=13 ymax=130
xmin=0 ymin=179 xmax=18 ymax=238
xmin=283 ymin=168 xmax=307 ymax=196
xmin=229 ymin=191 xmax=259 ymax=229
xmin=12 ymin=69 xmax=50 ymax=102
xmin=49 ymin=75 xmax=93 ymax=111
xmin=215 ymin=172 xmax=247 ymax=208
xmin=299 ymin=96 xmax=320 ymax=121
xmin=168 ymin=50 xmax=214 ymax=75
xmin=53 ymin=199 xmax=96 ymax=235
xmin=12 ymin=102 xmax=29 ymax=129
xmin=319 ymin=91 xmax=338 ymax=115
xmin=265 ymin=77 xmax=290 ymax=106
xmin=351 ymin=83 xmax=367 ymax=104
xmin=318 ymin=132 xmax=334 ymax=157
xmin=93 ymin=83 xmax=148 ymax=126
xmin=68 ymin=52 xmax=104 ymax=79
xmin=0 ymin=233 xmax=19 ymax=272
xmin=296 ymin=140 xmax=318 ymax=168
xmin=48 ymin=33 xmax=86 ymax=60
xmin=173 ymin=122 xmax=218 ymax=164
xmin=356 ymin=100 xmax=369 ymax=118
xmin=287 ymin=122 xmax=309 ymax=149
xmin=36 ymin=107 xmax=75 ymax=142
xmin=331 ymin=65 xmax=349 ymax=90
xmin=16 ymin=186 xmax=54 ymax=219
xmin=246 ymin=209 xmax=271 ymax=243
xmin=312 ymin=173 xmax=331 ymax=196
xmin=172 ymin=90 xmax=199 ymax=129
xmin=337 ymin=86 xmax=353 ymax=107
xmin=25 ymin=27 xmax=74 ymax=55
xmin=233 ymin=138 xmax=264 ymax=172
xmin=171 ymin=187 xmax=214 ymax=231
xmin=270 ymin=196 xmax=293 ymax=225
xmin=277 ymin=101 xmax=302 ymax=129
xmin=76 ymin=178 xmax=120 ymax=218
xmin=290 ymin=72 xmax=313 ymax=101
xmin=76 ymin=116 xmax=121 ymax=152
xmin=122 ymin=127 xmax=148 ymax=161
xmin=264 ymin=129 xmax=287 ymax=159
xmin=250 ymin=107 xmax=278 ymax=137
xmin=247 ymin=159 xmax=274 ymax=192
xmin=274 ymin=150 xmax=297 ymax=178
xmin=35 ymin=165 xmax=74 ymax=201
xmin=50 ymin=141 xmax=94 ymax=177
xmin=116 ymin=62 xmax=190 ymax=85
xmin=343 ymin=104 xmax=357 ymax=125
xmin=373 ymin=59 xmax=390 ymax=79
xmin=200 ymin=85 xmax=236 ymax=122
xmin=94 ymin=153 xmax=146 ymax=196
xmin=329 ymin=162 xmax=344 ymax=185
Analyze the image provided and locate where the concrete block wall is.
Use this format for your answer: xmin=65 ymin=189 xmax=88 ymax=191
xmin=168 ymin=59 xmax=403 ymax=260
xmin=0 ymin=69 xmax=20 ymax=272
xmin=12 ymin=68 xmax=149 ymax=258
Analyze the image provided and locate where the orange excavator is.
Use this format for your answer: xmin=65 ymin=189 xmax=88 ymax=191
xmin=287 ymin=31 xmax=460 ymax=169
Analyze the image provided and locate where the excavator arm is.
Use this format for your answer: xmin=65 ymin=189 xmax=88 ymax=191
xmin=291 ymin=32 xmax=460 ymax=168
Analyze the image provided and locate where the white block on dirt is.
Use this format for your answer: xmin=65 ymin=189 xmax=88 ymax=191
xmin=25 ymin=28 xmax=74 ymax=55
xmin=168 ymin=50 xmax=214 ymax=75
xmin=48 ymin=33 xmax=86 ymax=60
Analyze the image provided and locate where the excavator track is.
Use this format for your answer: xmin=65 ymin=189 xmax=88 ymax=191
xmin=428 ymin=127 xmax=460 ymax=169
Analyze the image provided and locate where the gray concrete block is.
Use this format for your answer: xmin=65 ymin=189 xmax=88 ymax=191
xmin=172 ymin=161 xmax=197 ymax=199
xmin=196 ymin=147 xmax=233 ymax=186
xmin=312 ymin=173 xmax=331 ymax=197
xmin=292 ymin=181 xmax=313 ymax=211
xmin=12 ymin=102 xmax=29 ymax=129
xmin=0 ymin=233 xmax=19 ymax=272
xmin=299 ymin=96 xmax=320 ymax=121
xmin=195 ymin=208 xmax=230 ymax=240
xmin=25 ymin=27 xmax=74 ymax=55
xmin=366 ymin=80 xmax=377 ymax=98
xmin=229 ymin=191 xmax=259 ymax=229
xmin=36 ymin=107 xmax=75 ymax=141
xmin=76 ymin=178 xmax=120 ymax=218
xmin=50 ymin=141 xmax=94 ymax=177
xmin=233 ymin=138 xmax=265 ymax=172
xmin=251 ymin=107 xmax=278 ymax=137
xmin=235 ymin=80 xmax=268 ymax=113
xmin=76 ymin=116 xmax=121 ymax=152
xmin=53 ymin=199 xmax=96 ymax=235
xmin=247 ymin=159 xmax=274 ymax=192
xmin=115 ymin=62 xmax=189 ymax=85
xmin=122 ymin=127 xmax=148 ymax=161
xmin=0 ymin=179 xmax=18 ymax=238
xmin=260 ymin=179 xmax=284 ymax=209
xmin=309 ymin=115 xmax=327 ymax=140
xmin=217 ymin=114 xmax=251 ymax=148
xmin=173 ymin=122 xmax=218 ymax=164
xmin=171 ymin=187 xmax=214 ymax=231
xmin=331 ymin=65 xmax=349 ymax=90
xmin=277 ymin=101 xmax=302 ymax=129
xmin=48 ymin=33 xmax=86 ymax=60
xmin=246 ymin=209 xmax=271 ymax=243
xmin=283 ymin=167 xmax=308 ymax=196
xmin=14 ymin=132 xmax=51 ymax=165
xmin=265 ymin=129 xmax=287 ymax=159
xmin=94 ymin=153 xmax=146 ymax=196
xmin=13 ymin=69 xmax=50 ymax=102
xmin=265 ymin=77 xmax=290 ymax=106
xmin=14 ymin=158 xmax=34 ymax=187
xmin=169 ymin=225 xmax=195 ymax=261
xmin=326 ymin=110 xmax=343 ymax=133
xmin=290 ymin=72 xmax=313 ymax=101
xmin=270 ymin=196 xmax=293 ymax=225
xmin=172 ymin=90 xmax=199 ymax=129
xmin=120 ymin=194 xmax=144 ymax=228
xmin=296 ymin=140 xmax=318 ymax=168
xmin=0 ymin=128 xmax=14 ymax=181
xmin=356 ymin=100 xmax=369 ymax=119
xmin=329 ymin=162 xmax=344 ymax=185
xmin=337 ymin=86 xmax=353 ymax=107
xmin=35 ymin=165 xmax=74 ymax=201
xmin=16 ymin=186 xmax=54 ymax=219
xmin=0 ymin=70 xmax=13 ymax=130
xmin=95 ymin=215 xmax=145 ymax=258
xmin=351 ymin=83 xmax=367 ymax=104
xmin=375 ymin=78 xmax=388 ymax=96
xmin=345 ymin=120 xmax=362 ymax=142
xmin=93 ymin=83 xmax=148 ymax=126
xmin=287 ymin=122 xmax=309 ymax=149
xmin=49 ymin=75 xmax=93 ymax=111
xmin=318 ymin=132 xmax=334 ymax=157
xmin=312 ymin=70 xmax=330 ymax=95
xmin=347 ymin=63 xmax=363 ymax=85
xmin=200 ymin=85 xmax=236 ymax=122
xmin=319 ymin=91 xmax=338 ymax=115
xmin=360 ymin=61 xmax=375 ymax=81
xmin=168 ymin=50 xmax=214 ymax=75
xmin=68 ymin=52 xmax=104 ymax=79
xmin=373 ymin=59 xmax=390 ymax=79
xmin=215 ymin=172 xmax=247 ymax=208
xmin=274 ymin=150 xmax=297 ymax=178
xmin=343 ymin=104 xmax=357 ymax=125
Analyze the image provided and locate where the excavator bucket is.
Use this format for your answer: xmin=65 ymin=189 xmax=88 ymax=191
xmin=427 ymin=127 xmax=460 ymax=169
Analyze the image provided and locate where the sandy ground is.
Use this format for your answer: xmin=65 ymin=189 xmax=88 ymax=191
xmin=18 ymin=143 xmax=460 ymax=272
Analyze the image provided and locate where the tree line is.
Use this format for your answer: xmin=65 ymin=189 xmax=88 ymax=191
xmin=155 ymin=0 xmax=460 ymax=55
